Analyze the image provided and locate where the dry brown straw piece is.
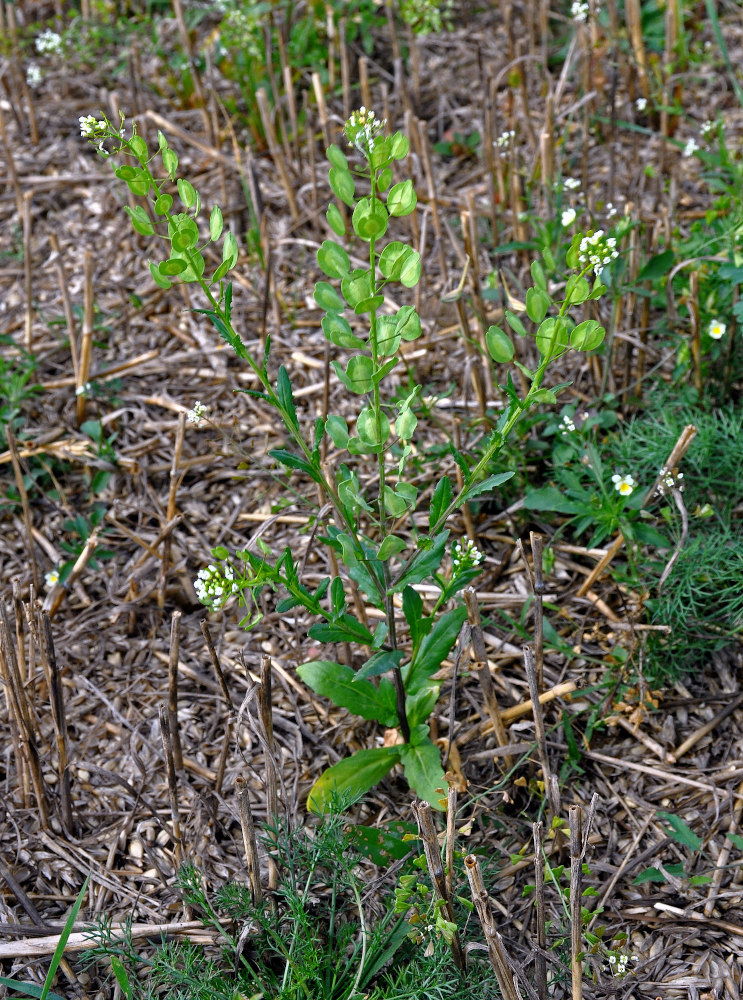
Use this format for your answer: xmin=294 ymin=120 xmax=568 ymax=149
xmin=464 ymin=854 xmax=522 ymax=1000
xmin=569 ymin=805 xmax=583 ymax=1000
xmin=158 ymin=706 xmax=183 ymax=869
xmin=168 ymin=610 xmax=184 ymax=773
xmin=532 ymin=822 xmax=548 ymax=1000
xmin=416 ymin=802 xmax=466 ymax=971
xmin=464 ymin=587 xmax=512 ymax=769
xmin=235 ymin=776 xmax=263 ymax=905
xmin=42 ymin=612 xmax=72 ymax=832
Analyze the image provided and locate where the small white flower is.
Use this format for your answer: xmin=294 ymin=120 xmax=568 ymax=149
xmin=561 ymin=207 xmax=577 ymax=226
xmin=570 ymin=0 xmax=589 ymax=21
xmin=683 ymin=137 xmax=699 ymax=157
xmin=36 ymin=29 xmax=63 ymax=55
xmin=187 ymin=400 xmax=208 ymax=424
xmin=608 ymin=955 xmax=617 ymax=965
xmin=635 ymin=97 xmax=647 ymax=112
xmin=612 ymin=473 xmax=636 ymax=496
xmin=75 ymin=381 xmax=92 ymax=397
xmin=563 ymin=176 xmax=580 ymax=190
xmin=708 ymin=318 xmax=726 ymax=339
xmin=605 ymin=202 xmax=617 ymax=219
xmin=560 ymin=414 xmax=576 ymax=435
xmin=26 ymin=63 xmax=42 ymax=87
xmin=700 ymin=119 xmax=716 ymax=139
xmin=495 ymin=129 xmax=516 ymax=152
xmin=45 ymin=569 xmax=60 ymax=589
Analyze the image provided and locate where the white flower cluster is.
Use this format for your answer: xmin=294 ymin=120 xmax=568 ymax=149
xmin=495 ymin=129 xmax=516 ymax=153
xmin=36 ymin=29 xmax=63 ymax=55
xmin=187 ymin=400 xmax=208 ymax=424
xmin=571 ymin=0 xmax=589 ymax=21
xmin=578 ymin=229 xmax=618 ymax=277
xmin=683 ymin=137 xmax=699 ymax=158
xmin=563 ymin=176 xmax=580 ymax=191
xmin=700 ymin=119 xmax=717 ymax=140
xmin=708 ymin=318 xmax=726 ymax=340
xmin=561 ymin=207 xmax=577 ymax=227
xmin=221 ymin=8 xmax=262 ymax=62
xmin=194 ymin=563 xmax=238 ymax=608
xmin=612 ymin=473 xmax=635 ymax=496
xmin=452 ymin=537 xmax=484 ymax=573
xmin=79 ymin=115 xmax=107 ymax=138
xmin=26 ymin=63 xmax=42 ymax=87
xmin=560 ymin=414 xmax=577 ymax=435
xmin=607 ymin=952 xmax=638 ymax=976
xmin=635 ymin=97 xmax=647 ymax=112
xmin=656 ymin=467 xmax=684 ymax=496
xmin=605 ymin=201 xmax=618 ymax=219
xmin=344 ymin=107 xmax=386 ymax=154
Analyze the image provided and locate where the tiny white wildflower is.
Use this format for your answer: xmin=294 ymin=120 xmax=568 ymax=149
xmin=708 ymin=318 xmax=726 ymax=339
xmin=612 ymin=473 xmax=636 ymax=496
xmin=700 ymin=119 xmax=716 ymax=139
xmin=561 ymin=207 xmax=577 ymax=226
xmin=617 ymin=965 xmax=626 ymax=975
xmin=75 ymin=381 xmax=92 ymax=397
xmin=452 ymin=537 xmax=484 ymax=572
xmin=344 ymin=107 xmax=386 ymax=154
xmin=44 ymin=568 xmax=60 ymax=589
xmin=635 ymin=97 xmax=647 ymax=112
xmin=36 ymin=29 xmax=63 ymax=55
xmin=494 ymin=129 xmax=516 ymax=153
xmin=608 ymin=955 xmax=617 ymax=965
xmin=560 ymin=414 xmax=576 ymax=435
xmin=570 ymin=0 xmax=589 ymax=21
xmin=187 ymin=400 xmax=208 ymax=424
xmin=656 ymin=467 xmax=684 ymax=495
xmin=605 ymin=201 xmax=617 ymax=218
xmin=682 ymin=137 xmax=699 ymax=157
xmin=26 ymin=63 xmax=42 ymax=87
xmin=563 ymin=176 xmax=580 ymax=190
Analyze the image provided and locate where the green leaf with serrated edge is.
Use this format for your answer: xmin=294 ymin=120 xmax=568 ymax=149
xmin=402 ymin=586 xmax=425 ymax=644
xmin=658 ymin=811 xmax=702 ymax=851
xmin=154 ymin=193 xmax=173 ymax=215
xmin=125 ymin=205 xmax=154 ymax=235
xmin=357 ymin=407 xmax=390 ymax=447
xmin=160 ymin=258 xmax=188 ymax=276
xmin=297 ymin=661 xmax=398 ymax=726
xmin=404 ymin=604 xmax=467 ymax=695
xmin=387 ymin=179 xmax=417 ymax=216
xmin=389 ymin=132 xmax=410 ymax=159
xmin=393 ymin=531 xmax=449 ymax=593
xmin=326 ymin=202 xmax=345 ymax=236
xmin=530 ymin=259 xmax=547 ymax=291
xmin=401 ymin=740 xmax=446 ymax=809
xmin=317 ymin=239 xmax=351 ymax=279
xmin=314 ymin=281 xmax=345 ymax=311
xmin=329 ymin=166 xmax=355 ymax=206
xmin=209 ymin=204 xmax=223 ymax=241
xmin=570 ymin=320 xmax=605 ymax=351
xmin=395 ymin=304 xmax=422 ymax=340
xmin=277 ymin=366 xmax=297 ymax=428
xmin=356 ymin=648 xmax=405 ymax=681
xmin=430 ymin=477 xmax=452 ymax=531
xmin=505 ymin=309 xmax=528 ymax=337
xmin=406 ymin=686 xmax=439 ymax=728
xmin=459 ymin=471 xmax=514 ymax=504
xmin=526 ymin=286 xmax=550 ymax=323
xmin=270 ymin=449 xmax=321 ymax=483
xmin=149 ymin=261 xmax=171 ymax=288
xmin=326 ymin=144 xmax=348 ymax=170
xmin=523 ymin=486 xmax=582 ymax=514
xmin=307 ymin=746 xmax=402 ymax=813
xmin=322 ymin=313 xmax=364 ymax=349
xmin=325 ymin=414 xmax=349 ymax=448
xmin=342 ymin=268 xmax=373 ymax=308
xmin=377 ymin=535 xmax=407 ymax=561
xmin=379 ymin=242 xmax=414 ymax=281
xmin=486 ymin=325 xmax=514 ymax=363
xmin=354 ymin=294 xmax=386 ymax=314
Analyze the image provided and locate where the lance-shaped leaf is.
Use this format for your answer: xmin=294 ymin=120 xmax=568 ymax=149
xmin=298 ymin=660 xmax=398 ymax=726
xmin=307 ymin=746 xmax=402 ymax=813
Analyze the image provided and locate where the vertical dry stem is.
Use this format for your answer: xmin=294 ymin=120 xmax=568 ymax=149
xmin=530 ymin=532 xmax=544 ymax=690
xmin=532 ymin=822 xmax=548 ymax=1000
xmin=168 ymin=610 xmax=184 ymax=772
xmin=523 ymin=645 xmax=556 ymax=815
xmin=236 ymin=776 xmax=263 ymax=905
xmin=569 ymin=805 xmax=583 ymax=1000
xmin=464 ymin=587 xmax=512 ymax=769
xmin=42 ymin=612 xmax=73 ymax=832
xmin=416 ymin=802 xmax=466 ymax=971
xmin=464 ymin=854 xmax=521 ymax=1000
xmin=158 ymin=706 xmax=183 ymax=868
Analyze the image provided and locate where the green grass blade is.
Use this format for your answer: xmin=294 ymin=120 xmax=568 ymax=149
xmin=704 ymin=0 xmax=743 ymax=110
xmin=40 ymin=873 xmax=90 ymax=1000
xmin=0 ymin=977 xmax=66 ymax=1000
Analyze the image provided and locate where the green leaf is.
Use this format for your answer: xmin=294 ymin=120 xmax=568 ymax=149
xmin=333 ymin=355 xmax=374 ymax=393
xmin=505 ymin=309 xmax=528 ymax=337
xmin=352 ymin=197 xmax=389 ymax=241
xmin=633 ymin=864 xmax=685 ymax=884
xmin=209 ymin=204 xmax=224 ymax=241
xmin=129 ymin=134 xmax=148 ymax=162
xmin=429 ymin=477 xmax=452 ymax=531
xmin=0 ymin=978 xmax=66 ymax=1000
xmin=379 ymin=241 xmax=415 ymax=281
xmin=124 ymin=205 xmax=154 ymax=236
xmin=160 ymin=257 xmax=188 ymax=276
xmin=177 ymin=177 xmax=198 ymax=209
xmin=354 ymin=294 xmax=386 ymax=315
xmin=270 ymin=449 xmax=321 ymax=482
xmin=154 ymin=193 xmax=173 ymax=215
xmin=486 ymin=325 xmax=514 ymax=363
xmin=322 ymin=312 xmax=365 ymax=349
xmin=636 ymin=249 xmax=674 ymax=282
xmin=570 ymin=319 xmax=605 ymax=351
xmin=170 ymin=216 xmax=199 ymax=252
xmin=110 ymin=956 xmax=132 ymax=999
xmin=325 ymin=414 xmax=349 ymax=448
xmin=389 ymin=132 xmax=410 ymax=159
xmin=326 ymin=144 xmax=348 ymax=170
xmin=377 ymin=535 xmax=407 ymax=561
xmin=222 ymin=231 xmax=238 ymax=267
xmin=314 ymin=281 xmax=345 ymax=312
xmin=341 ymin=268 xmax=374 ymax=309
xmin=406 ymin=686 xmax=440 ymax=728
xmin=377 ymin=166 xmax=393 ymax=191
xmin=329 ymin=166 xmax=355 ymax=206
xmin=394 ymin=532 xmax=449 ymax=592
xmin=400 ymin=741 xmax=446 ymax=809
xmin=727 ymin=832 xmax=743 ymax=851
xmin=535 ymin=316 xmax=569 ymax=357
xmin=356 ymin=406 xmax=390 ymax=447
xmin=41 ymin=873 xmax=89 ymax=1000
xmin=399 ymin=250 xmax=421 ymax=288
xmin=307 ymin=746 xmax=402 ymax=812
xmin=376 ymin=315 xmax=401 ymax=356
xmin=317 ymin=239 xmax=351 ymax=279
xmin=277 ymin=366 xmax=298 ymax=429
xmin=162 ymin=146 xmax=178 ymax=180
xmin=658 ymin=811 xmax=702 ymax=851
xmin=308 ymin=613 xmax=375 ymax=645
xmin=148 ymin=261 xmax=171 ymax=289
xmin=356 ymin=648 xmax=405 ymax=681
xmin=526 ymin=286 xmax=550 ymax=323
xmin=402 ymin=586 xmax=426 ymax=648
xmin=326 ymin=202 xmax=346 ymax=236
xmin=404 ymin=604 xmax=467 ymax=695
xmin=459 ymin=471 xmax=514 ymax=505
xmin=530 ymin=259 xmax=547 ymax=291
xmin=564 ymin=274 xmax=591 ymax=306
xmin=523 ymin=486 xmax=582 ymax=514
xmin=298 ymin=661 xmax=398 ymax=726
xmin=387 ymin=179 xmax=417 ymax=216
xmin=395 ymin=305 xmax=422 ymax=341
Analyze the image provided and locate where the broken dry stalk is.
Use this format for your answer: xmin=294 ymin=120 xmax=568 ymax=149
xmin=464 ymin=854 xmax=521 ymax=1000
xmin=416 ymin=801 xmax=466 ymax=971
xmin=235 ymin=776 xmax=263 ymax=905
xmin=464 ymin=587 xmax=512 ymax=769
xmin=569 ymin=804 xmax=583 ymax=1000
xmin=168 ymin=610 xmax=184 ymax=773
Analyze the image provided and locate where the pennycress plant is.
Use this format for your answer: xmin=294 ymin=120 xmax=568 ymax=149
xmin=85 ymin=109 xmax=609 ymax=812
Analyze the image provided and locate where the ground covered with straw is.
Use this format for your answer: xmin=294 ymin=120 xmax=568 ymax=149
xmin=1 ymin=2 xmax=743 ymax=998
